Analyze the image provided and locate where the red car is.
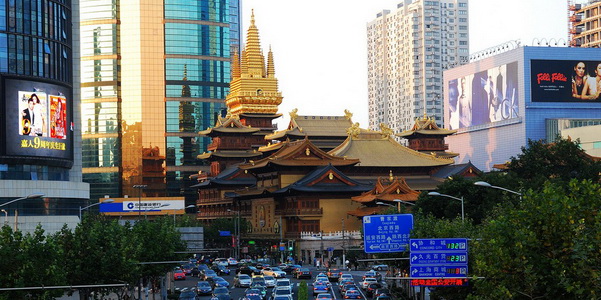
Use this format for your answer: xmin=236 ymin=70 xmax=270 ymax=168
xmin=174 ymin=269 xmax=186 ymax=280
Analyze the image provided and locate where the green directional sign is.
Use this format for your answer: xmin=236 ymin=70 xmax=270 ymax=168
xmin=248 ymin=241 xmax=255 ymax=245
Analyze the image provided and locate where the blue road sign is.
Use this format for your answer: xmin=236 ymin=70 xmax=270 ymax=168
xmin=327 ymin=247 xmax=334 ymax=251
xmin=410 ymin=238 xmax=467 ymax=252
xmin=410 ymin=265 xmax=468 ymax=278
xmin=363 ymin=214 xmax=413 ymax=253
xmin=410 ymin=238 xmax=469 ymax=279
xmin=410 ymin=252 xmax=468 ymax=265
xmin=219 ymin=231 xmax=231 ymax=237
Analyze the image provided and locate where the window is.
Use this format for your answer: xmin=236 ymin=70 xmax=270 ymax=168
xmin=459 ymin=3 xmax=467 ymax=7
xmin=459 ymin=18 xmax=467 ymax=22
xmin=459 ymin=10 xmax=467 ymax=15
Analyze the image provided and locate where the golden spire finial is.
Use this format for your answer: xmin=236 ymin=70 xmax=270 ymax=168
xmin=344 ymin=109 xmax=353 ymax=120
xmin=244 ymin=9 xmax=264 ymax=77
xmin=389 ymin=170 xmax=394 ymax=182
xmin=251 ymin=9 xmax=255 ymax=26
xmin=289 ymin=108 xmax=298 ymax=119
xmin=231 ymin=49 xmax=241 ymax=79
xmin=266 ymin=45 xmax=275 ymax=78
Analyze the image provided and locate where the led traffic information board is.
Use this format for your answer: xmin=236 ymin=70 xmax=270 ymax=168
xmin=409 ymin=238 xmax=469 ymax=285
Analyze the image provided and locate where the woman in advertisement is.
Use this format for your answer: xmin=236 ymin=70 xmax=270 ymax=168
xmin=581 ymin=62 xmax=601 ymax=100
xmin=31 ymin=94 xmax=47 ymax=137
xmin=572 ymin=62 xmax=588 ymax=100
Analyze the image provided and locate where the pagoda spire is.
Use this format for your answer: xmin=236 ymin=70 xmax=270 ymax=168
xmin=244 ymin=9 xmax=265 ymax=77
xmin=231 ymin=48 xmax=241 ymax=79
xmin=266 ymin=45 xmax=275 ymax=78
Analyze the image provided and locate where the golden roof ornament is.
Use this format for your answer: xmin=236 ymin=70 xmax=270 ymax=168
xmin=389 ymin=170 xmax=394 ymax=182
xmin=379 ymin=123 xmax=393 ymax=139
xmin=289 ymin=108 xmax=298 ymax=119
xmin=328 ymin=172 xmax=334 ymax=180
xmin=346 ymin=122 xmax=361 ymax=139
xmin=305 ymin=148 xmax=311 ymax=156
xmin=344 ymin=109 xmax=353 ymax=120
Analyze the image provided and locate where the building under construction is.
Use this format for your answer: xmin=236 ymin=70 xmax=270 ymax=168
xmin=569 ymin=0 xmax=601 ymax=47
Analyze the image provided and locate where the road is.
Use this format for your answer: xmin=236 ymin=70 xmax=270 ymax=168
xmin=174 ymin=266 xmax=386 ymax=300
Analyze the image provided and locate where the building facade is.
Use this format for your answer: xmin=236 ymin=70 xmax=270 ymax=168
xmin=80 ymin=0 xmax=241 ymax=204
xmin=0 ymin=0 xmax=89 ymax=233
xmin=367 ymin=0 xmax=469 ymax=135
xmin=569 ymin=0 xmax=601 ymax=48
xmin=444 ymin=46 xmax=601 ymax=172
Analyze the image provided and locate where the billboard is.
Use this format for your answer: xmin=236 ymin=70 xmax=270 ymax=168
xmin=4 ymin=78 xmax=73 ymax=162
xmin=448 ymin=61 xmax=519 ymax=130
xmin=531 ymin=59 xmax=601 ymax=102
xmin=100 ymin=197 xmax=187 ymax=216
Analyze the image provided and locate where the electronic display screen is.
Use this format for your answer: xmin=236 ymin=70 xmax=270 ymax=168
xmin=531 ymin=59 xmax=601 ymax=102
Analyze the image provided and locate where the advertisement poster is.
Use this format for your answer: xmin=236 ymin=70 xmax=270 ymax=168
xmin=19 ymin=92 xmax=48 ymax=137
xmin=531 ymin=59 xmax=601 ymax=102
xmin=447 ymin=62 xmax=519 ymax=130
xmin=50 ymin=95 xmax=67 ymax=139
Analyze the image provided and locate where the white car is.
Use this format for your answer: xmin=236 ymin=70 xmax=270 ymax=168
xmin=275 ymin=279 xmax=293 ymax=293
xmin=234 ymin=274 xmax=252 ymax=288
xmin=264 ymin=275 xmax=276 ymax=288
xmin=261 ymin=267 xmax=287 ymax=278
xmin=271 ymin=287 xmax=293 ymax=299
xmin=361 ymin=277 xmax=378 ymax=289
xmin=227 ymin=258 xmax=239 ymax=266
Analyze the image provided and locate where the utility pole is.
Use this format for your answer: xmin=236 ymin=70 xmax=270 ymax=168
xmin=320 ymin=230 xmax=324 ymax=270
xmin=342 ymin=218 xmax=346 ymax=270
xmin=280 ymin=216 xmax=284 ymax=264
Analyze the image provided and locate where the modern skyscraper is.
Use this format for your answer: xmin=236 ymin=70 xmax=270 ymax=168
xmin=569 ymin=0 xmax=601 ymax=47
xmin=80 ymin=0 xmax=241 ymax=204
xmin=0 ymin=0 xmax=89 ymax=233
xmin=367 ymin=0 xmax=469 ymax=134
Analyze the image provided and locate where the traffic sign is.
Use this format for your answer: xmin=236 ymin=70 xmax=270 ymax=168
xmin=363 ymin=214 xmax=413 ymax=253
xmin=219 ymin=230 xmax=231 ymax=236
xmin=410 ymin=238 xmax=469 ymax=280
xmin=410 ymin=238 xmax=467 ymax=252
xmin=410 ymin=252 xmax=468 ymax=265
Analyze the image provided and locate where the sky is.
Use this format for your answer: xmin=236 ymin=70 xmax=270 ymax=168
xmin=240 ymin=0 xmax=567 ymax=129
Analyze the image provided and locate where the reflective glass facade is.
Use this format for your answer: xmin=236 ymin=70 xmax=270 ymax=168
xmin=81 ymin=0 xmax=239 ymax=202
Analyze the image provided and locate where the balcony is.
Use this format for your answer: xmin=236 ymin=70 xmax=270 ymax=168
xmin=276 ymin=207 xmax=323 ymax=216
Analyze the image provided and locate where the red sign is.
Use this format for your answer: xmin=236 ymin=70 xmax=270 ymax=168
xmin=410 ymin=278 xmax=468 ymax=286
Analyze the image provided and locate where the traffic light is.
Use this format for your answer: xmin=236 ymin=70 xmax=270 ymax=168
xmin=288 ymin=240 xmax=294 ymax=251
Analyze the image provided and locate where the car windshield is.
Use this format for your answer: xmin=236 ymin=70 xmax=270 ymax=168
xmin=264 ymin=276 xmax=275 ymax=280
xmin=239 ymin=275 xmax=251 ymax=280
xmin=198 ymin=282 xmax=211 ymax=287
xmin=275 ymin=289 xmax=291 ymax=295
xmin=276 ymin=281 xmax=290 ymax=286
xmin=317 ymin=295 xmax=333 ymax=299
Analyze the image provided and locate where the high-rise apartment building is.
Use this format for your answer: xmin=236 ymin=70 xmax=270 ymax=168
xmin=0 ymin=0 xmax=89 ymax=233
xmin=80 ymin=0 xmax=240 ymax=204
xmin=367 ymin=0 xmax=469 ymax=134
xmin=569 ymin=0 xmax=601 ymax=47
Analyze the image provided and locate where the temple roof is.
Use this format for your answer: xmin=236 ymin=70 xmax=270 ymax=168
xmin=397 ymin=114 xmax=457 ymax=138
xmin=273 ymin=164 xmax=373 ymax=194
xmin=432 ymin=162 xmax=482 ymax=179
xmin=328 ymin=124 xmax=454 ymax=168
xmin=199 ymin=114 xmax=260 ymax=136
xmin=197 ymin=150 xmax=262 ymax=160
xmin=239 ymin=138 xmax=359 ymax=171
xmin=347 ymin=206 xmax=385 ymax=217
xmin=352 ymin=176 xmax=420 ymax=203
xmin=191 ymin=165 xmax=256 ymax=188
xmin=266 ymin=109 xmax=354 ymax=140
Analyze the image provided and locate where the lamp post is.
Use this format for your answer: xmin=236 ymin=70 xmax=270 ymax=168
xmin=0 ymin=209 xmax=6 ymax=226
xmin=133 ymin=185 xmax=147 ymax=220
xmin=227 ymin=209 xmax=241 ymax=259
xmin=474 ymin=181 xmax=522 ymax=196
xmin=428 ymin=192 xmax=464 ymax=221
xmin=79 ymin=198 xmax=114 ymax=220
xmin=1 ymin=194 xmax=44 ymax=231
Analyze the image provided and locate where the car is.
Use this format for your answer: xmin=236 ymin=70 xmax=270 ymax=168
xmin=312 ymin=282 xmax=329 ymax=295
xmin=374 ymin=294 xmax=392 ymax=300
xmin=344 ymin=289 xmax=363 ymax=299
xmin=339 ymin=274 xmax=354 ymax=283
xmin=287 ymin=264 xmax=302 ymax=276
xmin=244 ymin=288 xmax=262 ymax=299
xmin=234 ymin=274 xmax=253 ymax=288
xmin=272 ymin=296 xmax=293 ymax=300
xmin=251 ymin=276 xmax=266 ymax=287
xmin=261 ymin=267 xmax=287 ymax=278
xmin=213 ymin=277 xmax=230 ymax=288
xmin=316 ymin=293 xmax=333 ymax=300
xmin=315 ymin=275 xmax=330 ymax=285
xmin=214 ymin=258 xmax=229 ymax=267
xmin=263 ymin=275 xmax=276 ymax=287
xmin=174 ymin=269 xmax=186 ymax=281
xmin=340 ymin=284 xmax=358 ymax=295
xmin=202 ymin=270 xmax=218 ymax=281
xmin=326 ymin=268 xmax=342 ymax=281
xmin=362 ymin=270 xmax=378 ymax=280
xmin=196 ymin=281 xmax=213 ymax=295
xmin=250 ymin=285 xmax=267 ymax=299
xmin=249 ymin=266 xmax=262 ymax=275
xmin=212 ymin=264 xmax=231 ymax=276
xmin=296 ymin=268 xmax=312 ymax=279
xmin=182 ymin=263 xmax=196 ymax=275
xmin=210 ymin=295 xmax=231 ymax=300
xmin=361 ymin=278 xmax=378 ymax=289
xmin=365 ymin=282 xmax=383 ymax=297
xmin=374 ymin=288 xmax=390 ymax=298
xmin=179 ymin=290 xmax=198 ymax=300
xmin=275 ymin=279 xmax=292 ymax=293
xmin=228 ymin=257 xmax=239 ymax=266
xmin=212 ymin=287 xmax=230 ymax=298
xmin=271 ymin=287 xmax=293 ymax=299
xmin=371 ymin=264 xmax=388 ymax=271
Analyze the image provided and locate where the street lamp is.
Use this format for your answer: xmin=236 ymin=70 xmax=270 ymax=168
xmin=79 ymin=198 xmax=114 ymax=220
xmin=0 ymin=209 xmax=6 ymax=226
xmin=0 ymin=193 xmax=45 ymax=208
xmin=227 ymin=209 xmax=241 ymax=259
xmin=474 ymin=181 xmax=522 ymax=196
xmin=133 ymin=185 xmax=148 ymax=220
xmin=428 ymin=192 xmax=464 ymax=221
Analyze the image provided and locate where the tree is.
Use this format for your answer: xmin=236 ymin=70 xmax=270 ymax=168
xmin=470 ymin=179 xmax=601 ymax=299
xmin=298 ymin=280 xmax=309 ymax=300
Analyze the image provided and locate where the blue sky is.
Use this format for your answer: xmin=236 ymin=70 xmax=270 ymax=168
xmin=241 ymin=0 xmax=567 ymax=129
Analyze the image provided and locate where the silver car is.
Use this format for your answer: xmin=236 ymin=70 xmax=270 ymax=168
xmin=234 ymin=274 xmax=252 ymax=288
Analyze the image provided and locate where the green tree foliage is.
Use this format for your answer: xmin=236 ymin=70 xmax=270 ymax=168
xmin=298 ymin=280 xmax=309 ymax=300
xmin=470 ymin=179 xmax=601 ymax=299
xmin=507 ymin=138 xmax=601 ymax=191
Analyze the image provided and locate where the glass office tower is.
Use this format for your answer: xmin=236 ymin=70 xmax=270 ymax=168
xmin=81 ymin=0 xmax=240 ymax=204
xmin=0 ymin=0 xmax=89 ymax=233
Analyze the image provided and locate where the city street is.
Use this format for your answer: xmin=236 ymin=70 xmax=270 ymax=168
xmin=174 ymin=266 xmax=387 ymax=300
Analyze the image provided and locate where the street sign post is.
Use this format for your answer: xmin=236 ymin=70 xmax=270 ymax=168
xmin=363 ymin=214 xmax=413 ymax=253
xmin=409 ymin=238 xmax=469 ymax=283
